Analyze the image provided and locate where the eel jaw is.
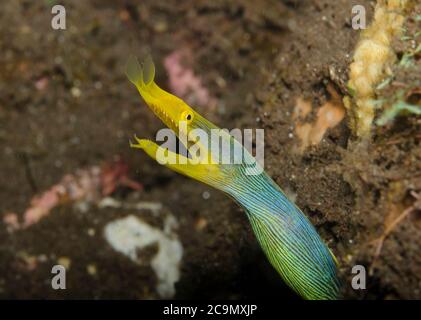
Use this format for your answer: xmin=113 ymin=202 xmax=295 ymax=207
xmin=126 ymin=56 xmax=222 ymax=183
xmin=129 ymin=133 xmax=222 ymax=186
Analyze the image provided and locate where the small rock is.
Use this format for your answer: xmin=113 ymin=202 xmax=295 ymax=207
xmin=195 ymin=217 xmax=208 ymax=231
xmin=71 ymin=87 xmax=82 ymax=98
xmin=57 ymin=257 xmax=71 ymax=269
xmin=154 ymin=20 xmax=168 ymax=33
xmin=87 ymin=264 xmax=97 ymax=276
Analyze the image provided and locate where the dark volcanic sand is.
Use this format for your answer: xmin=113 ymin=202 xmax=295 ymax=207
xmin=0 ymin=0 xmax=420 ymax=299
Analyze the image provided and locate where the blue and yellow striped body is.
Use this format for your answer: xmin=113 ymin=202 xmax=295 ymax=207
xmin=226 ymin=168 xmax=341 ymax=299
xmin=201 ymin=132 xmax=341 ymax=299
xmin=126 ymin=56 xmax=341 ymax=300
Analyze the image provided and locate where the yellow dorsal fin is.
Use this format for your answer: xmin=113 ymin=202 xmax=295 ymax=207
xmin=328 ymin=247 xmax=339 ymax=267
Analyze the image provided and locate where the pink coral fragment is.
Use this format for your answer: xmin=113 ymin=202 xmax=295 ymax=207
xmin=164 ymin=50 xmax=217 ymax=108
xmin=3 ymin=157 xmax=142 ymax=229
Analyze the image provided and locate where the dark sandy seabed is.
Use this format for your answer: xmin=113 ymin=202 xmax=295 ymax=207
xmin=0 ymin=0 xmax=420 ymax=299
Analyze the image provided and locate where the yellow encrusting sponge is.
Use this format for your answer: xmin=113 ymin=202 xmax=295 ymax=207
xmin=345 ymin=0 xmax=412 ymax=137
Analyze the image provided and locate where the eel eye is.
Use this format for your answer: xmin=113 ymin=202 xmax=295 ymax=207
xmin=181 ymin=111 xmax=193 ymax=123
